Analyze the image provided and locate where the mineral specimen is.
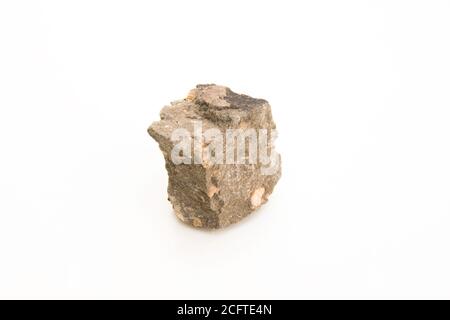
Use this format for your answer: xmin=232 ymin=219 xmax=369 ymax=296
xmin=148 ymin=84 xmax=281 ymax=228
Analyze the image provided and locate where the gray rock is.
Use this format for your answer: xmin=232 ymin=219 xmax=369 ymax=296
xmin=148 ymin=84 xmax=281 ymax=229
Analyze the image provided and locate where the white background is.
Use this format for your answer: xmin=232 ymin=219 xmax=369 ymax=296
xmin=1 ymin=0 xmax=450 ymax=299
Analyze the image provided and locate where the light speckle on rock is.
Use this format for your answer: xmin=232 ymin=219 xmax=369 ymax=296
xmin=207 ymin=185 xmax=220 ymax=198
xmin=250 ymin=187 xmax=266 ymax=209
xmin=192 ymin=217 xmax=203 ymax=228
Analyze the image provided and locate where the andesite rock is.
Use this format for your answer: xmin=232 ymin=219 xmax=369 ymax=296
xmin=148 ymin=84 xmax=281 ymax=229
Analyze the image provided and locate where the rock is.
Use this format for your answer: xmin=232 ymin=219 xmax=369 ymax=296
xmin=148 ymin=84 xmax=281 ymax=229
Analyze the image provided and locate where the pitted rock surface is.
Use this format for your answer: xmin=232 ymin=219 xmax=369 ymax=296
xmin=148 ymin=84 xmax=281 ymax=229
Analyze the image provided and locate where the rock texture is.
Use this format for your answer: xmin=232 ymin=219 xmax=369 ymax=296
xmin=148 ymin=84 xmax=281 ymax=229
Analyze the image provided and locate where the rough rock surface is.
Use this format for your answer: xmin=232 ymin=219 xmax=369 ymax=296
xmin=148 ymin=84 xmax=281 ymax=229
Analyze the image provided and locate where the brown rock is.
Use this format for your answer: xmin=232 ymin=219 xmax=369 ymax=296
xmin=148 ymin=84 xmax=281 ymax=229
